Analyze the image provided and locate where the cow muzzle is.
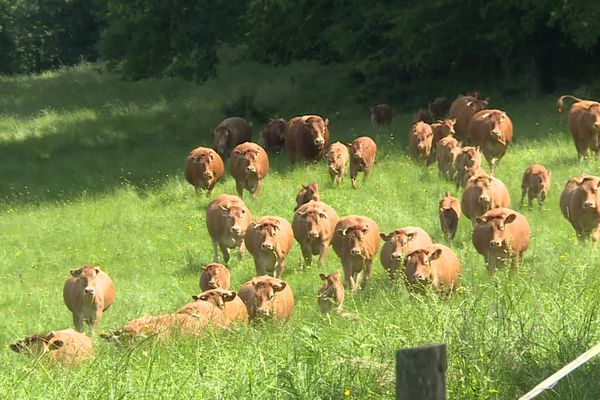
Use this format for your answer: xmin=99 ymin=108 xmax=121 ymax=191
xmin=350 ymin=248 xmax=362 ymax=256
xmin=83 ymin=287 xmax=95 ymax=296
xmin=231 ymin=226 xmax=242 ymax=235
xmin=479 ymin=195 xmax=490 ymax=203
xmin=584 ymin=201 xmax=597 ymax=209
xmin=256 ymin=309 xmax=271 ymax=317
xmin=489 ymin=240 xmax=503 ymax=248
xmin=262 ymin=242 xmax=274 ymax=250
xmin=246 ymin=165 xmax=256 ymax=173
xmin=202 ymin=171 xmax=213 ymax=178
xmin=391 ymin=252 xmax=403 ymax=261
xmin=208 ymin=281 xmax=217 ymax=289
xmin=412 ymin=272 xmax=429 ymax=282
xmin=308 ymin=231 xmax=319 ymax=239
xmin=314 ymin=137 xmax=325 ymax=146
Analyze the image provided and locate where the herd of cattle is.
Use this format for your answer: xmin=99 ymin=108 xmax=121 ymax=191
xmin=9 ymin=93 xmax=600 ymax=366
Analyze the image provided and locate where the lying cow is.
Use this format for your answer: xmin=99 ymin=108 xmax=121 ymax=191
xmin=10 ymin=329 xmax=93 ymax=366
xmin=190 ymin=289 xmax=248 ymax=324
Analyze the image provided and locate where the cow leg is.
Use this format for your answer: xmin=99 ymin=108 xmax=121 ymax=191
xmin=520 ymin=187 xmax=526 ymax=208
xmin=361 ymin=260 xmax=373 ymax=289
xmin=238 ymin=240 xmax=246 ymax=259
xmin=591 ymin=228 xmax=600 ymax=243
xmin=212 ymin=240 xmax=219 ymax=261
xmin=350 ymin=166 xmax=358 ymax=189
xmin=300 ymin=244 xmax=312 ymax=269
xmin=219 ymin=242 xmax=231 ymax=263
xmin=363 ymin=168 xmax=371 ymax=183
xmin=252 ymin=180 xmax=263 ymax=199
xmin=255 ymin=258 xmax=267 ymax=276
xmin=73 ymin=314 xmax=84 ymax=332
xmin=235 ymin=181 xmax=244 ymax=198
xmin=90 ymin=309 xmax=103 ymax=333
xmin=275 ymin=259 xmax=286 ymax=278
xmin=342 ymin=260 xmax=356 ymax=292
xmin=528 ymin=193 xmax=534 ymax=210
xmin=317 ymin=243 xmax=329 ymax=267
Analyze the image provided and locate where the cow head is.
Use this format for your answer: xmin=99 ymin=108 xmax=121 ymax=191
xmin=303 ymin=117 xmax=328 ymax=149
xmin=295 ymin=205 xmax=328 ymax=240
xmin=70 ymin=265 xmax=101 ymax=302
xmin=588 ymin=104 xmax=600 ymax=132
xmin=251 ymin=278 xmax=287 ymax=318
xmin=213 ymin=126 xmax=232 ymax=156
xmin=253 ymin=219 xmax=282 ymax=253
xmin=190 ymin=150 xmax=216 ymax=179
xmin=575 ymin=176 xmax=600 ymax=210
xmin=439 ymin=193 xmax=459 ymax=238
xmin=232 ymin=146 xmax=262 ymax=177
xmin=404 ymin=248 xmax=442 ymax=287
xmin=192 ymin=289 xmax=236 ymax=310
xmin=202 ymin=263 xmax=228 ymax=289
xmin=411 ymin=123 xmax=433 ymax=154
xmin=480 ymin=111 xmax=508 ymax=143
xmin=380 ymin=229 xmax=419 ymax=277
xmin=476 ymin=212 xmax=517 ymax=250
xmin=440 ymin=118 xmax=456 ymax=136
xmin=218 ymin=202 xmax=248 ymax=239
xmin=10 ymin=331 xmax=64 ymax=356
xmin=318 ymin=272 xmax=343 ymax=310
xmin=295 ymin=183 xmax=320 ymax=210
xmin=470 ymin=175 xmax=494 ymax=210
xmin=457 ymin=146 xmax=481 ymax=170
xmin=337 ymin=224 xmax=370 ymax=257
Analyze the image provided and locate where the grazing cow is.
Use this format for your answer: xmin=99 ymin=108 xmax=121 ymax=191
xmin=556 ymin=95 xmax=600 ymax=160
xmin=229 ymin=142 xmax=269 ymax=199
xmin=327 ymin=141 xmax=349 ymax=186
xmin=63 ymin=265 xmax=115 ymax=332
xmin=379 ymin=227 xmax=433 ymax=280
xmin=191 ymin=289 xmax=248 ymax=324
xmin=436 ymin=136 xmax=461 ymax=180
xmin=292 ymin=201 xmax=339 ymax=267
xmin=461 ymin=174 xmax=511 ymax=224
xmin=285 ymin=115 xmax=330 ymax=164
xmin=10 ymin=329 xmax=93 ymax=365
xmin=521 ymin=164 xmax=551 ymax=208
xmin=454 ymin=146 xmax=482 ymax=188
xmin=412 ymin=107 xmax=435 ymax=124
xmin=404 ymin=244 xmax=461 ymax=295
xmin=559 ymin=175 xmax=600 ymax=242
xmin=102 ymin=313 xmax=207 ymax=343
xmin=295 ymin=182 xmax=321 ymax=211
xmin=472 ymin=208 xmax=531 ymax=274
xmin=259 ymin=118 xmax=287 ymax=154
xmin=449 ymin=95 xmax=488 ymax=140
xmin=439 ymin=192 xmax=461 ymax=240
xmin=238 ymin=276 xmax=294 ymax=321
xmin=206 ymin=194 xmax=252 ymax=263
xmin=370 ymin=104 xmax=393 ymax=126
xmin=409 ymin=122 xmax=433 ymax=164
xmin=468 ymin=110 xmax=513 ymax=172
xmin=331 ymin=215 xmax=381 ymax=291
xmin=317 ymin=272 xmax=345 ymax=314
xmin=348 ymin=136 xmax=377 ymax=188
xmin=245 ymin=216 xmax=294 ymax=277
xmin=184 ymin=146 xmax=224 ymax=195
xmin=430 ymin=97 xmax=452 ymax=120
xmin=213 ymin=117 xmax=252 ymax=158
xmin=199 ymin=263 xmax=230 ymax=292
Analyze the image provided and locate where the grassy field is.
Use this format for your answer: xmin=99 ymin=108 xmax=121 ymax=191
xmin=1 ymin=52 xmax=600 ymax=399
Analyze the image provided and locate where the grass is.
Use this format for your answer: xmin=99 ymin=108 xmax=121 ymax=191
xmin=1 ymin=50 xmax=600 ymax=399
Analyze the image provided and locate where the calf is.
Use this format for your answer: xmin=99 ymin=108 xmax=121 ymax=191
xmin=292 ymin=201 xmax=339 ymax=267
xmin=199 ymin=263 xmax=230 ymax=292
xmin=10 ymin=329 xmax=93 ymax=366
xmin=229 ymin=142 xmax=269 ymax=198
xmin=191 ymin=289 xmax=248 ymax=324
xmin=327 ymin=141 xmax=349 ymax=186
xmin=428 ymin=118 xmax=456 ymax=165
xmin=238 ymin=276 xmax=294 ymax=321
xmin=206 ymin=194 xmax=252 ymax=263
xmin=409 ymin=122 xmax=433 ymax=164
xmin=379 ymin=227 xmax=433 ymax=280
xmin=213 ymin=117 xmax=252 ymax=158
xmin=454 ymin=146 xmax=482 ymax=188
xmin=559 ymin=175 xmax=600 ymax=242
xmin=348 ymin=136 xmax=377 ymax=188
xmin=63 ymin=265 xmax=115 ymax=332
xmin=259 ymin=118 xmax=287 ymax=154
xmin=331 ymin=215 xmax=381 ymax=291
xmin=461 ymin=174 xmax=511 ymax=224
xmin=185 ymin=146 xmax=224 ymax=195
xmin=436 ymin=136 xmax=461 ymax=181
xmin=245 ymin=216 xmax=294 ymax=277
xmin=557 ymin=95 xmax=600 ymax=160
xmin=370 ymin=104 xmax=393 ymax=126
xmin=285 ymin=115 xmax=330 ymax=164
xmin=317 ymin=272 xmax=345 ymax=314
xmin=439 ymin=192 xmax=461 ymax=240
xmin=472 ymin=208 xmax=530 ymax=274
xmin=521 ymin=164 xmax=551 ymax=208
xmin=404 ymin=244 xmax=461 ymax=295
xmin=294 ymin=182 xmax=321 ymax=211
xmin=467 ymin=109 xmax=513 ymax=172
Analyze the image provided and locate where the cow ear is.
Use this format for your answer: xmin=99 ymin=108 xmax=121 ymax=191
xmin=482 ymin=112 xmax=490 ymax=120
xmin=361 ymin=225 xmax=369 ymax=233
xmin=319 ymin=273 xmax=327 ymax=280
xmin=209 ymin=153 xmax=214 ymax=160
xmin=337 ymin=228 xmax=347 ymax=236
xmin=272 ymin=281 xmax=286 ymax=292
xmin=429 ymin=249 xmax=443 ymax=261
xmin=380 ymin=233 xmax=390 ymax=241
xmin=70 ymin=269 xmax=80 ymax=277
xmin=192 ymin=294 xmax=200 ymax=301
xmin=48 ymin=340 xmax=64 ymax=350
xmin=406 ymin=230 xmax=417 ymax=240
xmin=94 ymin=267 xmax=101 ymax=275
xmin=324 ymin=118 xmax=329 ymax=126
xmin=223 ymin=291 xmax=237 ymax=302
xmin=476 ymin=216 xmax=486 ymax=223
xmin=445 ymin=191 xmax=451 ymax=197
xmin=301 ymin=184 xmax=308 ymax=190
xmin=504 ymin=214 xmax=517 ymax=224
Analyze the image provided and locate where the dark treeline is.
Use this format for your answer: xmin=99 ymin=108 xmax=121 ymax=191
xmin=1 ymin=0 xmax=600 ymax=104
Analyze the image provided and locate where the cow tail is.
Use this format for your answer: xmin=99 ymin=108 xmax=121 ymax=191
xmin=557 ymin=95 xmax=584 ymax=113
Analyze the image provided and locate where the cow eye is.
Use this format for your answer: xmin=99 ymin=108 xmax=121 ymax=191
xmin=240 ymin=209 xmax=245 ymax=214
xmin=499 ymin=224 xmax=504 ymax=230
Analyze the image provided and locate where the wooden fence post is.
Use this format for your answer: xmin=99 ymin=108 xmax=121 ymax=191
xmin=396 ymin=343 xmax=447 ymax=400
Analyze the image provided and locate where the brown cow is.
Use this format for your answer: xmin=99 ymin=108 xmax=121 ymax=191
xmin=468 ymin=109 xmax=513 ymax=172
xmin=213 ymin=117 xmax=252 ymax=158
xmin=370 ymin=104 xmax=393 ymax=126
xmin=449 ymin=95 xmax=488 ymax=140
xmin=472 ymin=208 xmax=531 ymax=274
xmin=327 ymin=141 xmax=349 ymax=186
xmin=184 ymin=146 xmax=224 ymax=195
xmin=102 ymin=313 xmax=207 ymax=343
xmin=63 ymin=265 xmax=115 ymax=332
xmin=439 ymin=192 xmax=461 ymax=240
xmin=458 ymin=165 xmax=487 ymax=189
xmin=348 ymin=136 xmax=377 ymax=188
xmin=557 ymin=95 xmax=600 ymax=160
xmin=461 ymin=174 xmax=511 ymax=224
xmin=191 ymin=289 xmax=249 ymax=324
xmin=430 ymin=97 xmax=452 ymax=120
xmin=259 ymin=118 xmax=287 ymax=154
xmin=10 ymin=329 xmax=93 ymax=365
xmin=428 ymin=118 xmax=456 ymax=166
xmin=379 ymin=227 xmax=433 ymax=280
xmin=238 ymin=276 xmax=294 ymax=321
xmin=294 ymin=182 xmax=321 ymax=211
xmin=454 ymin=146 xmax=482 ymax=188
xmin=285 ymin=115 xmax=330 ymax=164
xmin=331 ymin=215 xmax=381 ymax=291
xmin=409 ymin=122 xmax=433 ymax=164
xmin=404 ymin=244 xmax=461 ymax=295
xmin=245 ymin=216 xmax=294 ymax=277
xmin=176 ymin=296 xmax=230 ymax=327
xmin=317 ymin=272 xmax=345 ymax=314
xmin=521 ymin=164 xmax=551 ymax=208
xmin=206 ymin=194 xmax=252 ymax=263
xmin=412 ymin=107 xmax=435 ymax=124
xmin=436 ymin=136 xmax=461 ymax=181
xmin=292 ymin=200 xmax=339 ymax=268
xmin=229 ymin=142 xmax=269 ymax=199
xmin=559 ymin=175 xmax=600 ymax=242
xmin=199 ymin=263 xmax=230 ymax=292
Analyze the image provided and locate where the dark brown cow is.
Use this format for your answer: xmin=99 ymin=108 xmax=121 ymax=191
xmin=199 ymin=263 xmax=230 ymax=292
xmin=404 ymin=244 xmax=461 ymax=295
xmin=454 ymin=146 xmax=482 ymax=188
xmin=412 ymin=107 xmax=435 ymax=124
xmin=449 ymin=95 xmax=488 ymax=140
xmin=185 ymin=146 xmax=224 ymax=195
xmin=245 ymin=216 xmax=294 ymax=277
xmin=292 ymin=200 xmax=339 ymax=267
xmin=317 ymin=272 xmax=345 ymax=314
xmin=285 ymin=115 xmax=330 ymax=164
xmin=428 ymin=119 xmax=456 ymax=165
xmin=521 ymin=164 xmax=551 ymax=208
xmin=238 ymin=276 xmax=294 ymax=321
xmin=206 ymin=194 xmax=252 ymax=263
xmin=327 ymin=141 xmax=349 ymax=186
xmin=436 ymin=136 xmax=461 ymax=181
xmin=370 ymin=104 xmax=393 ymax=126
xmin=472 ymin=208 xmax=530 ymax=274
xmin=409 ymin=122 xmax=433 ymax=164
xmin=348 ymin=136 xmax=377 ymax=188
xmin=461 ymin=174 xmax=511 ymax=224
xmin=430 ymin=97 xmax=452 ymax=120
xmin=10 ymin=329 xmax=93 ymax=366
xmin=467 ymin=109 xmax=513 ymax=172
xmin=229 ymin=142 xmax=269 ymax=199
xmin=259 ymin=118 xmax=287 ymax=154
xmin=557 ymin=95 xmax=600 ymax=160
xmin=213 ymin=117 xmax=252 ymax=158
xmin=379 ymin=227 xmax=433 ymax=280
xmin=439 ymin=192 xmax=461 ymax=240
xmin=294 ymin=182 xmax=321 ymax=211
xmin=559 ymin=175 xmax=600 ymax=242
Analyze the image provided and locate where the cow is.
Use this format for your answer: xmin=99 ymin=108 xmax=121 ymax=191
xmin=449 ymin=95 xmax=488 ymax=140
xmin=102 ymin=313 xmax=208 ymax=343
xmin=557 ymin=95 xmax=600 ymax=160
xmin=348 ymin=136 xmax=377 ymax=188
xmin=199 ymin=262 xmax=230 ymax=292
xmin=458 ymin=165 xmax=487 ymax=189
xmin=472 ymin=208 xmax=531 ymax=274
xmin=285 ymin=115 xmax=330 ymax=164
xmin=176 ymin=296 xmax=230 ymax=327
xmin=206 ymin=194 xmax=252 ymax=263
xmin=412 ymin=107 xmax=435 ymax=124
xmin=379 ymin=227 xmax=433 ymax=280
xmin=327 ymin=141 xmax=349 ymax=186
xmin=428 ymin=118 xmax=457 ymax=165
xmin=559 ymin=175 xmax=600 ymax=242
xmin=184 ymin=146 xmax=224 ymax=195
xmin=467 ymin=109 xmax=513 ymax=172
xmin=404 ymin=244 xmax=461 ymax=295
xmin=10 ymin=329 xmax=93 ymax=366
xmin=245 ymin=216 xmax=294 ymax=277
xmin=63 ymin=265 xmax=115 ymax=333
xmin=213 ymin=117 xmax=252 ymax=158
xmin=190 ymin=289 xmax=248 ymax=324
xmin=294 ymin=182 xmax=321 ymax=211
xmin=370 ymin=104 xmax=393 ymax=126
xmin=454 ymin=146 xmax=482 ymax=188
xmin=331 ymin=215 xmax=381 ymax=291
xmin=461 ymin=174 xmax=511 ymax=224
xmin=409 ymin=122 xmax=433 ymax=165
xmin=317 ymin=272 xmax=345 ymax=314
xmin=238 ymin=276 xmax=294 ymax=321
xmin=229 ymin=142 xmax=269 ymax=199
xmin=439 ymin=192 xmax=461 ymax=240
xmin=430 ymin=97 xmax=452 ymax=120
xmin=436 ymin=136 xmax=461 ymax=181
xmin=292 ymin=200 xmax=339 ymax=268
xmin=521 ymin=164 xmax=551 ymax=208
xmin=259 ymin=118 xmax=287 ymax=154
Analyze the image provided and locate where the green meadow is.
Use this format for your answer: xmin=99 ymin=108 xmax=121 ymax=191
xmin=1 ymin=53 xmax=599 ymax=399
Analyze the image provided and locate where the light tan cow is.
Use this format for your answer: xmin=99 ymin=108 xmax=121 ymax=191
xmin=436 ymin=136 xmax=461 ymax=181
xmin=102 ymin=313 xmax=208 ymax=343
xmin=191 ymin=289 xmax=248 ymax=324
xmin=461 ymin=174 xmax=510 ymax=224
xmin=560 ymin=174 xmax=600 ymax=242
xmin=428 ymin=118 xmax=456 ymax=165
xmin=292 ymin=200 xmax=339 ymax=268
xmin=439 ymin=192 xmax=461 ymax=240
xmin=521 ymin=164 xmax=551 ymax=208
xmin=199 ymin=263 xmax=230 ymax=292
xmin=10 ymin=328 xmax=93 ymax=366
xmin=379 ymin=227 xmax=433 ymax=280
xmin=327 ymin=141 xmax=349 ymax=186
xmin=348 ymin=136 xmax=377 ymax=189
xmin=229 ymin=142 xmax=269 ymax=199
xmin=409 ymin=122 xmax=433 ymax=164
xmin=238 ymin=276 xmax=294 ymax=321
xmin=404 ymin=244 xmax=461 ymax=295
xmin=206 ymin=194 xmax=252 ymax=263
xmin=245 ymin=216 xmax=294 ymax=277
xmin=184 ymin=146 xmax=224 ymax=195
xmin=317 ymin=272 xmax=345 ymax=314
